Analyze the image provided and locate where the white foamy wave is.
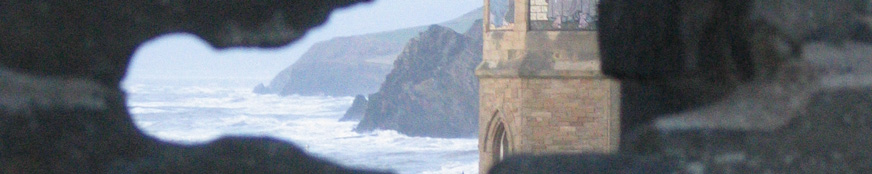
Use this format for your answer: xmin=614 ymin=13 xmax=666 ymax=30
xmin=174 ymin=86 xmax=226 ymax=95
xmin=122 ymin=84 xmax=148 ymax=94
xmin=127 ymin=86 xmax=352 ymax=117
xmin=217 ymin=115 xmax=280 ymax=127
xmin=128 ymin=84 xmax=478 ymax=174
xmin=146 ymin=129 xmax=225 ymax=144
xmin=129 ymin=107 xmax=168 ymax=114
xmin=237 ymin=94 xmax=353 ymax=116
xmin=360 ymin=129 xmax=479 ymax=153
xmin=136 ymin=121 xmax=156 ymax=128
xmin=421 ymin=161 xmax=479 ymax=174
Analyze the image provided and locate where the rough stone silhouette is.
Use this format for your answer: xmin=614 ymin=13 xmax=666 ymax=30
xmin=0 ymin=1 xmax=392 ymax=173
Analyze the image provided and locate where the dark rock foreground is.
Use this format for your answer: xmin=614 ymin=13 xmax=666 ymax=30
xmin=3 ymin=0 xmax=872 ymax=173
xmin=0 ymin=1 xmax=390 ymax=173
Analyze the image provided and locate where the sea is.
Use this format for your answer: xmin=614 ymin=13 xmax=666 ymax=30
xmin=122 ymin=78 xmax=479 ymax=174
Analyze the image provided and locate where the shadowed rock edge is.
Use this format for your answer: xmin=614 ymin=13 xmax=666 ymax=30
xmin=0 ymin=1 xmax=396 ymax=173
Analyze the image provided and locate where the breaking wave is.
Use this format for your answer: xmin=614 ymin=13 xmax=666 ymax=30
xmin=125 ymin=83 xmax=479 ymax=174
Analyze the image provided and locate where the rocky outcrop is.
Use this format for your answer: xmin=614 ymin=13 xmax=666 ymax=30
xmin=253 ymin=83 xmax=271 ymax=94
xmin=259 ymin=35 xmax=398 ymax=96
xmin=257 ymin=8 xmax=482 ymax=96
xmin=354 ymin=22 xmax=483 ymax=138
xmin=340 ymin=95 xmax=369 ymax=121
xmin=0 ymin=1 xmax=389 ymax=173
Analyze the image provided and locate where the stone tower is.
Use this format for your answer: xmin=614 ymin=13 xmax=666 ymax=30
xmin=477 ymin=0 xmax=620 ymax=173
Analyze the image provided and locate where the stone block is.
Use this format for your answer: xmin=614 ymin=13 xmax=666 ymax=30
xmin=559 ymin=126 xmax=577 ymax=132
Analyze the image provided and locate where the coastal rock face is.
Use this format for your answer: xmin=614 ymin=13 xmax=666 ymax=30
xmin=340 ymin=95 xmax=369 ymax=121
xmin=0 ymin=1 xmax=390 ymax=173
xmin=355 ymin=23 xmax=483 ymax=138
xmin=261 ymin=36 xmax=398 ymax=96
xmin=257 ymin=8 xmax=482 ymax=96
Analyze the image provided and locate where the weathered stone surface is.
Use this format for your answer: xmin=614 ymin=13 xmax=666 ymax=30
xmin=490 ymin=154 xmax=676 ymax=174
xmin=610 ymin=0 xmax=872 ymax=134
xmin=490 ymin=0 xmax=872 ymax=173
xmin=621 ymin=87 xmax=872 ymax=173
xmin=605 ymin=0 xmax=872 ymax=131
xmin=340 ymin=95 xmax=369 ymax=122
xmin=0 ymin=1 xmax=392 ymax=173
xmin=0 ymin=68 xmax=144 ymax=173
xmin=113 ymin=137 xmax=386 ymax=174
xmin=355 ymin=23 xmax=483 ymax=138
xmin=476 ymin=1 xmax=623 ymax=173
xmin=478 ymin=77 xmax=621 ymax=172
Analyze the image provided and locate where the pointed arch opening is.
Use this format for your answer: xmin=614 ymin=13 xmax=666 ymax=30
xmin=486 ymin=110 xmax=512 ymax=162
xmin=493 ymin=121 xmax=510 ymax=161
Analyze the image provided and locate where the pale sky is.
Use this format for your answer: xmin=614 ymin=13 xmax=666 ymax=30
xmin=125 ymin=0 xmax=483 ymax=85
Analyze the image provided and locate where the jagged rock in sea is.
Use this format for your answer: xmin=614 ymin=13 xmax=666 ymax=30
xmin=340 ymin=95 xmax=369 ymax=121
xmin=256 ymin=8 xmax=482 ymax=96
xmin=354 ymin=21 xmax=483 ymax=138
xmin=252 ymin=83 xmax=272 ymax=94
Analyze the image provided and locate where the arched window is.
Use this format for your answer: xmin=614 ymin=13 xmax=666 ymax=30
xmin=492 ymin=121 xmax=510 ymax=161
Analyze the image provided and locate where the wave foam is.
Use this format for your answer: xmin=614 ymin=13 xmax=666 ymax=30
xmin=421 ymin=161 xmax=479 ymax=174
xmin=130 ymin=107 xmax=168 ymax=114
xmin=128 ymin=84 xmax=478 ymax=174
